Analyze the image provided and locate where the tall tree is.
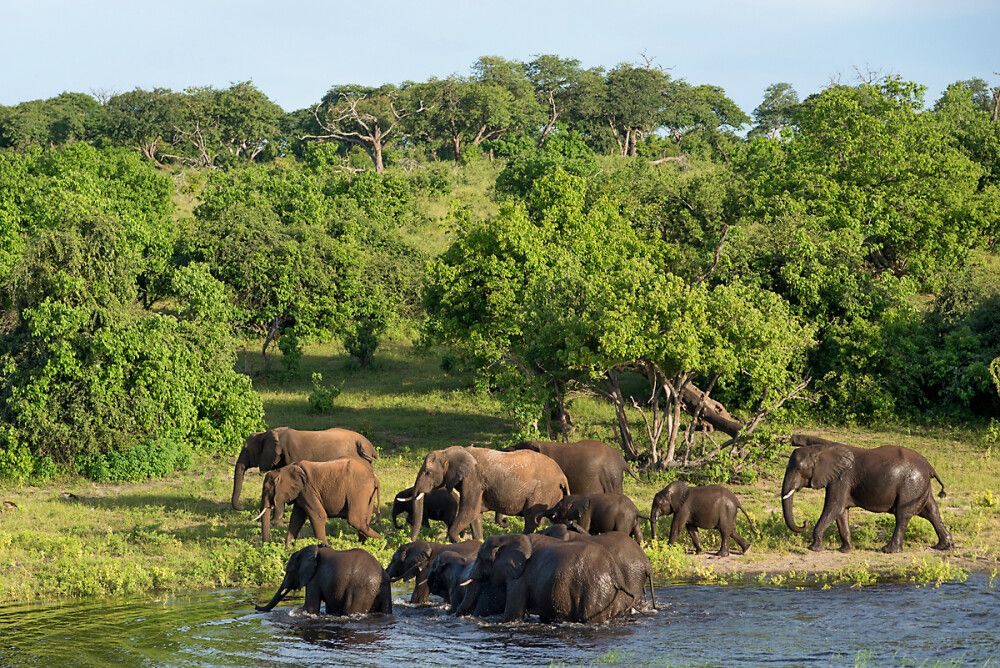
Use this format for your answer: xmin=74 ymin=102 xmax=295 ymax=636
xmin=101 ymin=88 xmax=182 ymax=166
xmin=751 ymin=82 xmax=799 ymax=138
xmin=602 ymin=63 xmax=670 ymax=156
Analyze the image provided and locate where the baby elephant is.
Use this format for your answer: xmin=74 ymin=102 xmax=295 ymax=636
xmin=543 ymin=493 xmax=644 ymax=543
xmin=650 ymin=481 xmax=754 ymax=556
xmin=392 ymin=486 xmax=458 ymax=533
xmin=255 ymin=544 xmax=392 ymax=615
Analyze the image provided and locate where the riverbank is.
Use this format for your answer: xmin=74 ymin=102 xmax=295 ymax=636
xmin=1 ymin=425 xmax=997 ymax=604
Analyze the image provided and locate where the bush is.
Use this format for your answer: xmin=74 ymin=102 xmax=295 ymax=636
xmin=308 ymin=373 xmax=343 ymax=414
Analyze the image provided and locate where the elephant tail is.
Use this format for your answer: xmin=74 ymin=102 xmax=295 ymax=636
xmin=738 ymin=505 xmax=757 ymax=536
xmin=370 ymin=481 xmax=381 ymax=518
xmin=932 ymin=470 xmax=947 ymax=498
xmin=624 ymin=463 xmax=641 ymax=482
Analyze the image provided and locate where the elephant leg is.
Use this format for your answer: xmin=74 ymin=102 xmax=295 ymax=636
xmin=919 ymin=499 xmax=953 ymax=550
xmin=882 ymin=508 xmax=912 ymax=553
xmin=732 ymin=530 xmax=750 ymax=554
xmin=302 ymin=584 xmax=322 ymax=615
xmin=449 ymin=498 xmax=480 ymax=543
xmin=348 ymin=505 xmax=381 ymax=542
xmin=286 ymin=506 xmax=307 ymax=548
xmin=687 ymin=526 xmax=702 ymax=553
xmin=309 ymin=511 xmax=329 ymax=547
xmin=835 ymin=509 xmax=853 ymax=553
xmin=809 ymin=495 xmax=841 ymax=552
xmin=494 ymin=512 xmax=509 ymax=529
xmin=716 ymin=527 xmax=730 ymax=557
xmin=669 ymin=509 xmax=689 ymax=545
xmin=523 ymin=505 xmax=546 ymax=534
xmin=471 ymin=516 xmax=484 ymax=541
xmin=503 ymin=578 xmax=529 ymax=622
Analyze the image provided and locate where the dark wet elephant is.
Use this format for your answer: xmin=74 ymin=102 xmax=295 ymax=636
xmin=542 ymin=493 xmax=644 ymax=543
xmin=257 ymin=459 xmax=380 ymax=546
xmin=391 ymin=486 xmax=458 ymax=534
xmin=255 ymin=544 xmax=391 ymax=615
xmin=457 ymin=533 xmax=636 ymax=623
xmin=405 ymin=446 xmax=569 ymax=542
xmin=650 ymin=481 xmax=753 ymax=556
xmin=385 ymin=539 xmax=480 ymax=604
xmin=506 ymin=439 xmax=637 ymax=494
xmin=232 ymin=427 xmax=377 ymax=510
xmin=539 ymin=523 xmax=656 ymax=610
xmin=782 ymin=435 xmax=953 ymax=553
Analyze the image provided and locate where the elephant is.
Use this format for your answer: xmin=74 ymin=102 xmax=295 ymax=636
xmin=257 ymin=459 xmax=380 ymax=546
xmin=456 ymin=533 xmax=637 ymax=623
xmin=782 ymin=435 xmax=953 ymax=553
xmin=426 ymin=551 xmax=476 ymax=611
xmin=391 ymin=486 xmax=458 ymax=534
xmin=232 ymin=427 xmax=377 ymax=510
xmin=539 ymin=523 xmax=656 ymax=610
xmin=385 ymin=539 xmax=480 ymax=605
xmin=255 ymin=544 xmax=392 ymax=615
xmin=650 ymin=481 xmax=753 ymax=556
xmin=506 ymin=439 xmax=638 ymax=494
xmin=542 ymin=492 xmax=644 ymax=543
xmin=405 ymin=446 xmax=569 ymax=542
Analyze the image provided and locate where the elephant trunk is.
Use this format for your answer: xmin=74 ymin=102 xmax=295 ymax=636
xmin=649 ymin=506 xmax=660 ymax=540
xmin=409 ymin=493 xmax=425 ymax=541
xmin=261 ymin=504 xmax=272 ymax=543
xmin=255 ymin=586 xmax=289 ymax=612
xmin=781 ymin=470 xmax=808 ymax=534
xmin=231 ymin=460 xmax=248 ymax=510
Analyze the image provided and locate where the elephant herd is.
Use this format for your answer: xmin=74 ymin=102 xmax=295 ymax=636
xmin=235 ymin=427 xmax=954 ymax=624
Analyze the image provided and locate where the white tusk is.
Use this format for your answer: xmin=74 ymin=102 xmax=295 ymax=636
xmin=416 ymin=579 xmax=428 ymax=586
xmin=396 ymin=495 xmax=413 ymax=502
xmin=782 ymin=490 xmax=795 ymax=500
xmin=414 ymin=492 xmax=425 ymax=502
xmin=458 ymin=578 xmax=474 ymax=587
xmin=253 ymin=507 xmax=269 ymax=521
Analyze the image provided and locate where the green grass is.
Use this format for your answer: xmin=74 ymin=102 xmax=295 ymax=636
xmin=1 ymin=335 xmax=997 ymax=604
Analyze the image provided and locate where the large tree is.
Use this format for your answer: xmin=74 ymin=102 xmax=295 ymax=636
xmin=602 ymin=63 xmax=671 ymax=156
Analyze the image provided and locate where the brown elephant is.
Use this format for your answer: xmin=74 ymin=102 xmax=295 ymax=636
xmin=256 ymin=459 xmax=380 ymax=546
xmin=782 ymin=434 xmax=953 ymax=553
xmin=456 ymin=533 xmax=637 ymax=623
xmin=385 ymin=539 xmax=480 ymax=604
xmin=650 ymin=481 xmax=754 ymax=556
xmin=255 ymin=544 xmax=392 ymax=616
xmin=232 ymin=427 xmax=377 ymax=510
xmin=506 ymin=439 xmax=637 ymax=494
xmin=542 ymin=493 xmax=644 ymax=543
xmin=405 ymin=446 xmax=569 ymax=542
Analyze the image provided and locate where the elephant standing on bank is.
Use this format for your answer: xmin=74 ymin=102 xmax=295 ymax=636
xmin=506 ymin=439 xmax=637 ymax=494
xmin=404 ymin=446 xmax=569 ymax=542
xmin=782 ymin=435 xmax=953 ymax=553
xmin=255 ymin=544 xmax=392 ymax=615
xmin=232 ymin=427 xmax=377 ymax=510
xmin=257 ymin=459 xmax=380 ymax=546
xmin=650 ymin=481 xmax=753 ymax=556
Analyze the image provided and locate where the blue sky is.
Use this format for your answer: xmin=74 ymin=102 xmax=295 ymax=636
xmin=2 ymin=0 xmax=998 ymax=114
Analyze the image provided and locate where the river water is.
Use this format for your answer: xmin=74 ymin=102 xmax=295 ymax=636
xmin=0 ymin=576 xmax=997 ymax=667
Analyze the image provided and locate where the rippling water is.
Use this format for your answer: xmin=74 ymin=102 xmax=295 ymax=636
xmin=1 ymin=577 xmax=997 ymax=667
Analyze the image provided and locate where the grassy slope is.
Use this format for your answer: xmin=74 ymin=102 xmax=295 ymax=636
xmin=1 ymin=338 xmax=997 ymax=604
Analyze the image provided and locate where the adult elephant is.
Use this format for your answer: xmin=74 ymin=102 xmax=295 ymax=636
xmin=255 ymin=544 xmax=392 ymax=615
xmin=232 ymin=427 xmax=377 ymax=510
xmin=404 ymin=446 xmax=569 ymax=542
xmin=506 ymin=439 xmax=637 ymax=494
xmin=385 ymin=539 xmax=480 ymax=604
xmin=457 ymin=533 xmax=636 ymax=623
xmin=781 ymin=435 xmax=953 ymax=553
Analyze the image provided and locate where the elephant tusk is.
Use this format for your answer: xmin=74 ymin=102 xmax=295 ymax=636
xmin=782 ymin=490 xmax=795 ymax=500
xmin=414 ymin=492 xmax=425 ymax=502
xmin=253 ymin=507 xmax=269 ymax=521
xmin=458 ymin=579 xmax=474 ymax=587
xmin=396 ymin=495 xmax=412 ymax=502
xmin=416 ymin=579 xmax=427 ymax=586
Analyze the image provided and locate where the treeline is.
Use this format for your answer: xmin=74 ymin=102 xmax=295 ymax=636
xmin=1 ymin=57 xmax=999 ymax=483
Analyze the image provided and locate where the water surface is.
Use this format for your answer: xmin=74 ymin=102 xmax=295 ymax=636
xmin=1 ymin=577 xmax=996 ymax=666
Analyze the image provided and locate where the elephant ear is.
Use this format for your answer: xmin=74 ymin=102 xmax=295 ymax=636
xmin=568 ymin=496 xmax=590 ymax=520
xmin=261 ymin=429 xmax=283 ymax=470
xmin=276 ymin=465 xmax=308 ymax=505
xmin=810 ymin=445 xmax=854 ymax=488
xmin=444 ymin=448 xmax=478 ymax=491
xmin=295 ymin=544 xmax=321 ymax=589
xmin=667 ymin=481 xmax=690 ymax=510
xmin=496 ymin=535 xmax=532 ymax=580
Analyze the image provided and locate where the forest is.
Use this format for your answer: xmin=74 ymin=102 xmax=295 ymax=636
xmin=1 ymin=55 xmax=999 ymax=487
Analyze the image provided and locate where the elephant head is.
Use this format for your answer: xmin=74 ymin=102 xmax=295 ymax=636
xmin=232 ymin=428 xmax=285 ymax=510
xmin=456 ymin=534 xmax=530 ymax=615
xmin=781 ymin=442 xmax=855 ymax=534
xmin=405 ymin=447 xmax=479 ymax=541
xmin=649 ymin=481 xmax=688 ymax=540
xmin=543 ymin=495 xmax=589 ymax=528
xmin=255 ymin=543 xmax=321 ymax=611
xmin=257 ymin=464 xmax=307 ymax=543
xmin=385 ymin=541 xmax=435 ymax=583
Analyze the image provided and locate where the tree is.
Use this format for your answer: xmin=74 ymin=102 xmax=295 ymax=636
xmin=466 ymin=56 xmax=544 ymax=151
xmin=602 ymin=63 xmax=671 ymax=156
xmin=0 ymin=92 xmax=100 ymax=150
xmin=752 ymin=83 xmax=799 ymax=138
xmin=526 ymin=55 xmax=604 ymax=144
xmin=101 ymin=88 xmax=182 ymax=166
xmin=214 ymin=81 xmax=284 ymax=162
xmin=305 ymin=84 xmax=425 ymax=173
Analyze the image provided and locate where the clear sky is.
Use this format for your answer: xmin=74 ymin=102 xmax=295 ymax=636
xmin=2 ymin=0 xmax=998 ymax=114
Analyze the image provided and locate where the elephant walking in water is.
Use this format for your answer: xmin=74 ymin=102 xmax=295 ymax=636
xmin=782 ymin=435 xmax=953 ymax=553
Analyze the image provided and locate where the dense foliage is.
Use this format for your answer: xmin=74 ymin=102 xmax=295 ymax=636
xmin=1 ymin=58 xmax=998 ymax=480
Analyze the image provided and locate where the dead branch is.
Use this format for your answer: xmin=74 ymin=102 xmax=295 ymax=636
xmin=694 ymin=224 xmax=730 ymax=284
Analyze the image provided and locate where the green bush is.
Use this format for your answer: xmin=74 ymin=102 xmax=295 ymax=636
xmin=308 ymin=372 xmax=343 ymax=414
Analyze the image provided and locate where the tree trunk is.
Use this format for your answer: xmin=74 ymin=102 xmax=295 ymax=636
xmin=679 ymin=384 xmax=743 ymax=436
xmin=452 ymin=133 xmax=462 ymax=160
xmin=373 ymin=140 xmax=385 ymax=174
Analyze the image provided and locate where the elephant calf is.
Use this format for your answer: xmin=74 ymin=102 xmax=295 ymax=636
xmin=543 ymin=492 xmax=644 ymax=543
xmin=392 ymin=486 xmax=458 ymax=534
xmin=385 ymin=539 xmax=480 ymax=605
xmin=257 ymin=459 xmax=380 ymax=546
xmin=255 ymin=544 xmax=392 ymax=616
xmin=651 ymin=481 xmax=754 ymax=557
